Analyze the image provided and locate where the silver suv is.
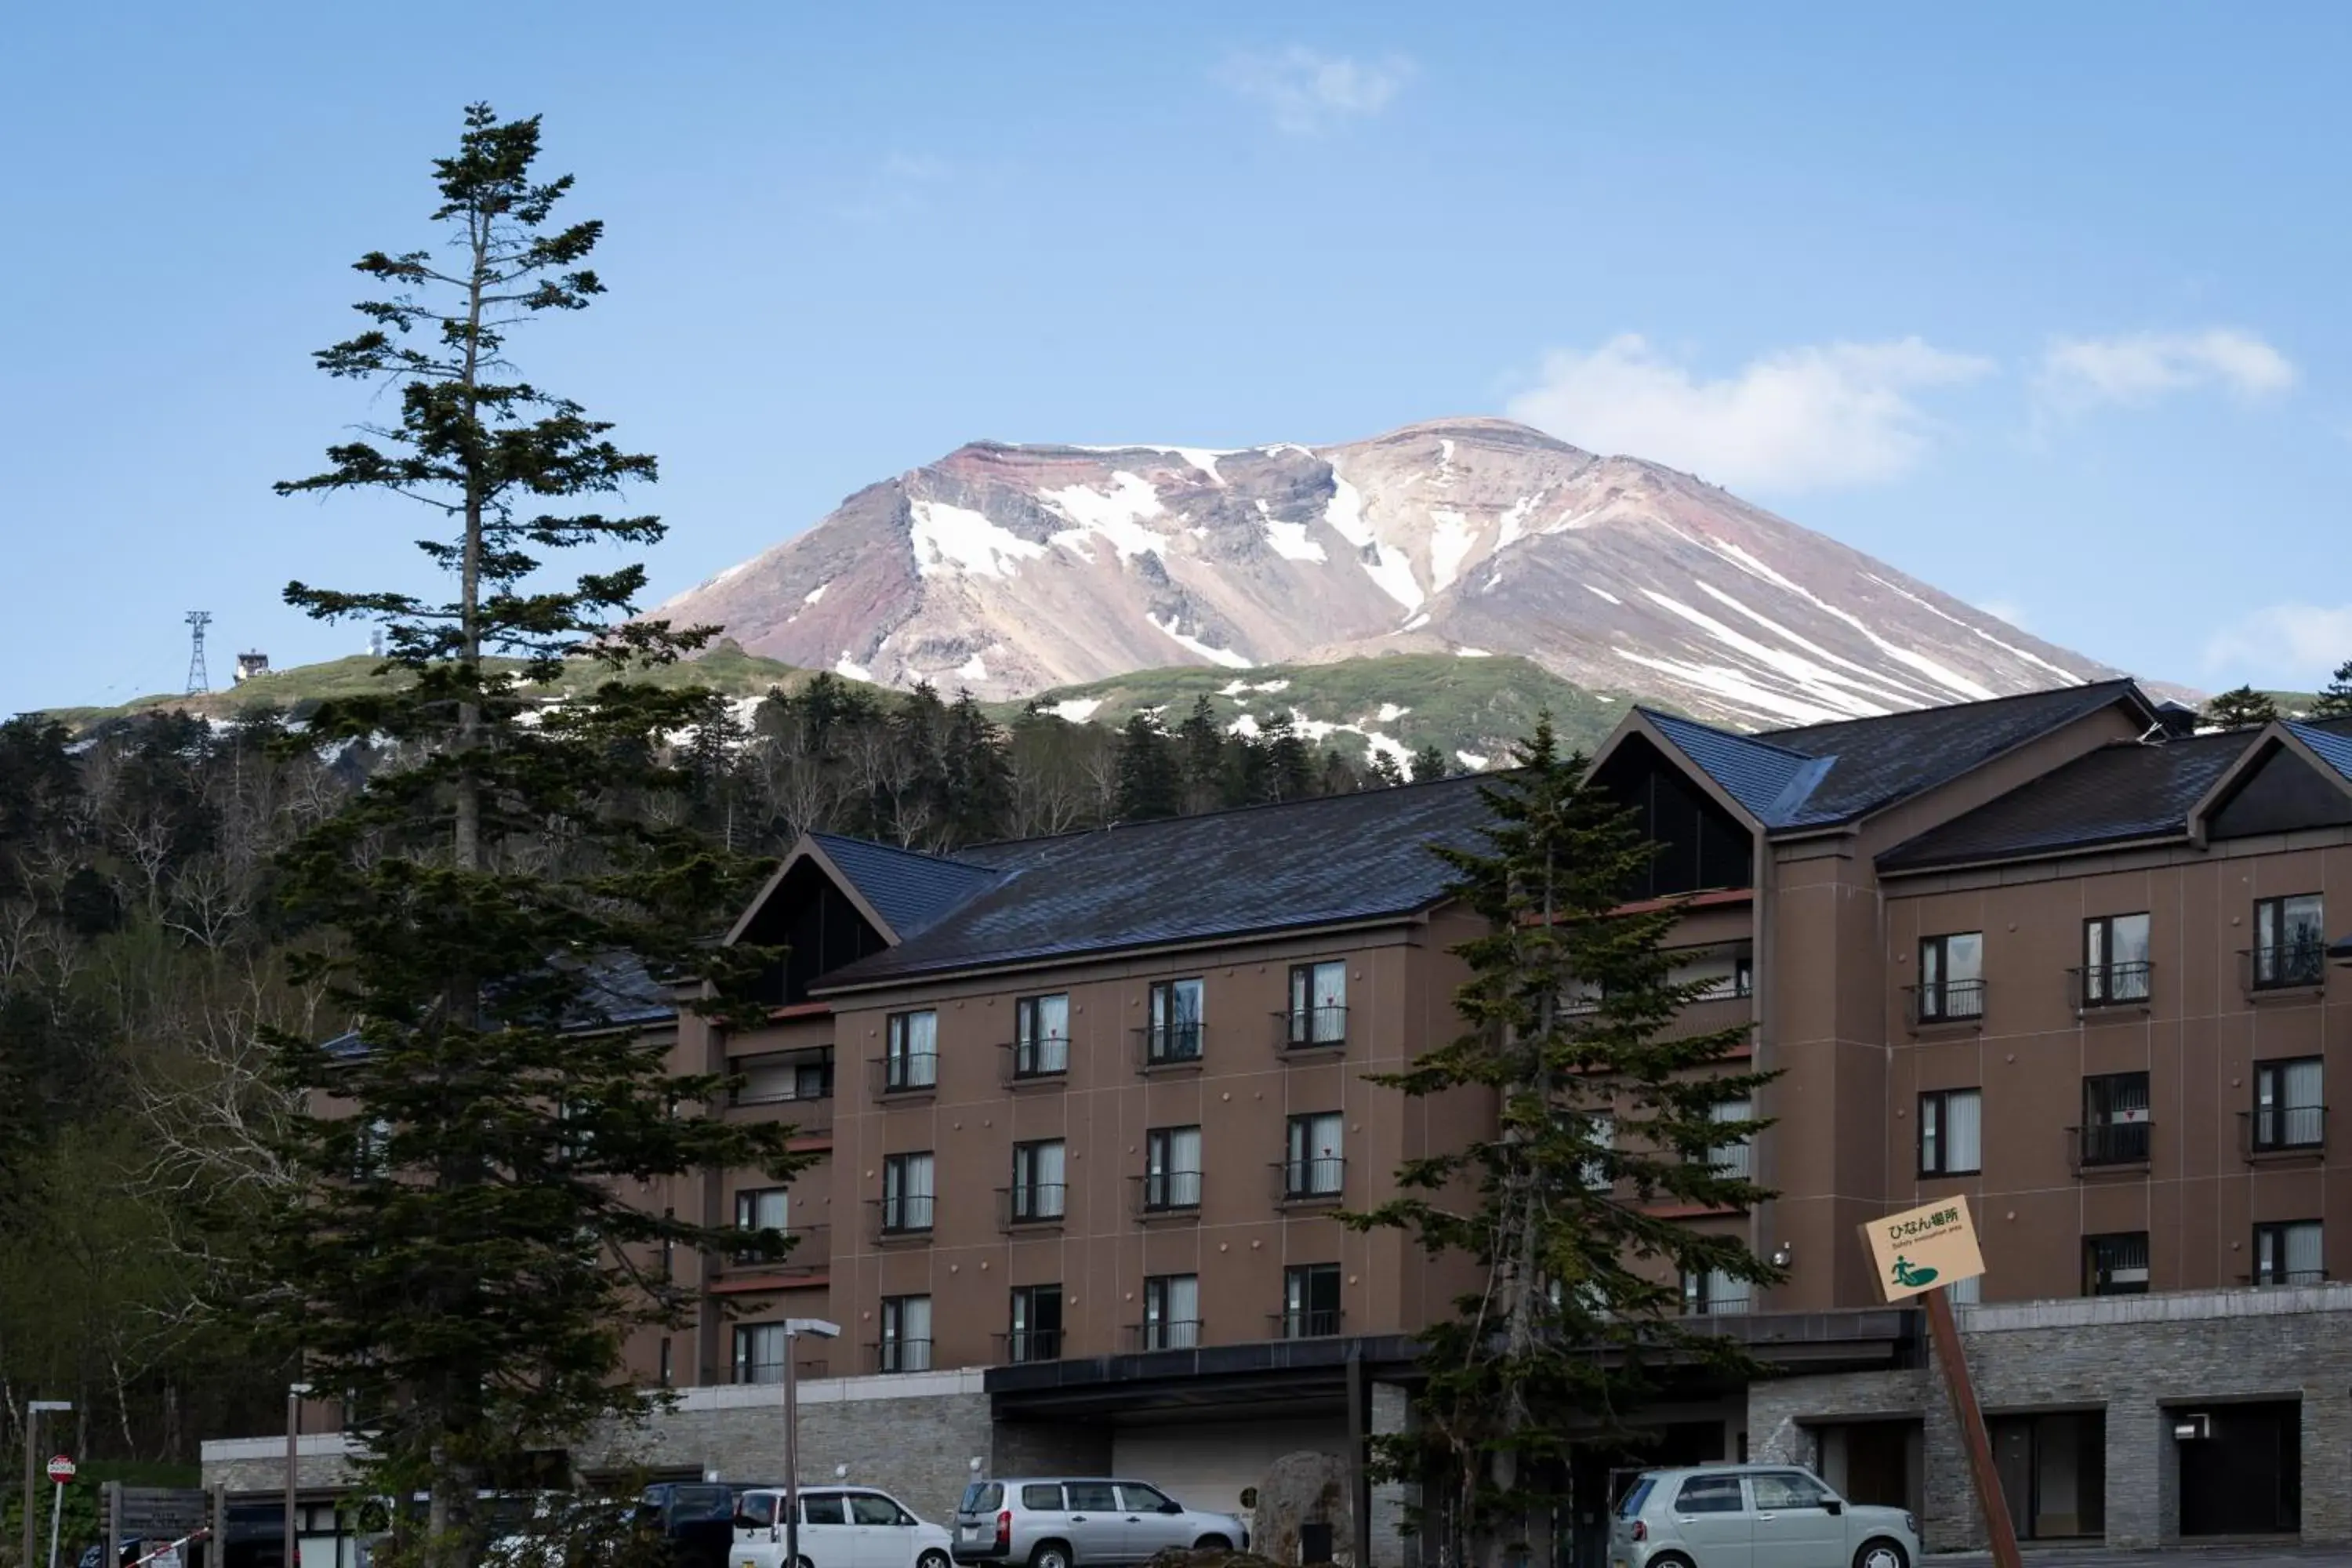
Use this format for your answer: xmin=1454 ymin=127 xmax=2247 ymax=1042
xmin=1610 ymin=1465 xmax=1917 ymax=1568
xmin=951 ymin=1479 xmax=1249 ymax=1568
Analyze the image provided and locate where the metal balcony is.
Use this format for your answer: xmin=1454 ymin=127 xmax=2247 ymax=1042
xmin=1132 ymin=1170 xmax=1203 ymax=1218
xmin=1274 ymin=1005 xmax=1348 ymax=1053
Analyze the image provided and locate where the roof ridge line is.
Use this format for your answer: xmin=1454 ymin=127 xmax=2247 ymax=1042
xmin=1637 ymin=706 xmax=1817 ymax=759
xmin=956 ymin=769 xmax=1498 ymax=854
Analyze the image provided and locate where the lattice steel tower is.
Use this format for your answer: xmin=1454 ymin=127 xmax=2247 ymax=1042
xmin=185 ymin=610 xmax=212 ymax=693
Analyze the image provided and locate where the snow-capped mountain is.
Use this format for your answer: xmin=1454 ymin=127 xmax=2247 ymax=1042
xmin=655 ymin=417 xmax=2116 ymax=729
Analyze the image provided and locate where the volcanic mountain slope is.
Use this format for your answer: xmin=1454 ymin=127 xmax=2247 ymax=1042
xmin=656 ymin=417 xmax=2118 ymax=729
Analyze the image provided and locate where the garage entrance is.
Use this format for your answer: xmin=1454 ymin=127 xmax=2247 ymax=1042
xmin=1812 ymin=1420 xmax=1922 ymax=1517
xmin=2178 ymin=1401 xmax=2299 ymax=1537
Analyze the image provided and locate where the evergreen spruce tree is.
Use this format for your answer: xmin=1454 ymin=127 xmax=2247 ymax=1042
xmin=942 ymin=690 xmax=1013 ymax=845
xmin=1113 ymin=713 xmax=1182 ymax=822
xmin=2312 ymin=659 xmax=2352 ymax=720
xmin=1348 ymin=719 xmax=1777 ymax=1568
xmin=2204 ymin=684 xmax=2281 ymax=729
xmin=1259 ymin=713 xmax=1316 ymax=802
xmin=1175 ymin=695 xmax=1227 ymax=811
xmin=259 ymin=105 xmax=807 ymax=1568
xmin=1410 ymin=743 xmax=1450 ymax=783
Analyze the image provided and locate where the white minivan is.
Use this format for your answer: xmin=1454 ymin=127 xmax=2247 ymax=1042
xmin=733 ymin=1486 xmax=953 ymax=1568
xmin=1610 ymin=1466 xmax=1917 ymax=1568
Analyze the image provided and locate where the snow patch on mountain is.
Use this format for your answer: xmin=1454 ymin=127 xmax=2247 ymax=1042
xmin=1430 ymin=509 xmax=1479 ymax=592
xmin=909 ymin=499 xmax=1045 ymax=579
xmin=1045 ymin=472 xmax=1167 ymax=560
xmin=1149 ymin=614 xmax=1252 ymax=670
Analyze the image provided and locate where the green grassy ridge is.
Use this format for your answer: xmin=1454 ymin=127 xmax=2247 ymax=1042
xmin=1009 ymin=652 xmax=1646 ymax=760
xmin=35 ymin=641 xmax=818 ymax=731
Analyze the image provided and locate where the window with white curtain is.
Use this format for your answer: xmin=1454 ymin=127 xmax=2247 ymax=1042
xmin=1920 ymin=1088 xmax=1983 ymax=1176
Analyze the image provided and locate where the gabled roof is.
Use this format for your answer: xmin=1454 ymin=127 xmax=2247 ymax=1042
xmin=804 ymin=832 xmax=1004 ymax=940
xmin=1637 ymin=711 xmax=1822 ymax=826
xmin=2288 ymin=720 xmax=2352 ymax=785
xmin=811 ymin=775 xmax=1496 ymax=991
xmin=319 ymin=952 xmax=676 ymax=1060
xmin=1606 ymin=680 xmax=2151 ymax=835
xmin=1751 ymin=679 xmax=2150 ymax=827
xmin=1877 ymin=731 xmax=2249 ymax=871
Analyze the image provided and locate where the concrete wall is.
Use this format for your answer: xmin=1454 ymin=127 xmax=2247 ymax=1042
xmin=1750 ymin=1286 xmax=2352 ymax=1550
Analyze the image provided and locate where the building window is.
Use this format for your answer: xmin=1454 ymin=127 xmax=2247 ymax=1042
xmin=732 ymin=1322 xmax=787 ymax=1384
xmin=1008 ymin=1284 xmax=1063 ymax=1363
xmin=881 ymin=1152 xmax=935 ymax=1234
xmin=1013 ymin=994 xmax=1070 ymax=1078
xmin=1708 ymin=1098 xmax=1752 ymax=1181
xmin=1919 ymin=1088 xmax=1984 ymax=1177
xmin=1143 ymin=1274 xmax=1200 ymax=1349
xmin=1681 ymin=1269 xmax=1751 ymax=1316
xmin=2252 ymin=895 xmax=2326 ymax=989
xmin=2081 ymin=913 xmax=2152 ymax=1006
xmin=1673 ymin=945 xmax=1754 ymax=1000
xmin=2254 ymin=1221 xmax=2323 ymax=1286
xmin=2084 ymin=1232 xmax=2150 ymax=1295
xmin=1948 ymin=1272 xmax=1981 ymax=1306
xmin=658 ymin=1338 xmax=673 ymax=1388
xmin=734 ymin=1187 xmax=789 ymax=1262
xmin=2079 ymin=1073 xmax=2151 ymax=1166
xmin=1285 ymin=961 xmax=1348 ymax=1047
xmin=1284 ymin=1112 xmax=1345 ymax=1199
xmin=1146 ymin=978 xmax=1205 ymax=1063
xmin=1281 ymin=1263 xmax=1341 ymax=1338
xmin=1010 ymin=1140 xmax=1067 ymax=1222
xmin=1581 ymin=1112 xmax=1615 ymax=1191
xmin=880 ymin=1295 xmax=932 ymax=1372
xmin=884 ymin=1011 xmax=938 ymax=1091
xmin=734 ymin=1049 xmax=833 ymax=1105
xmin=1916 ymin=932 xmax=1985 ymax=1022
xmin=1143 ymin=1126 xmax=1203 ymax=1210
xmin=2252 ymin=1058 xmax=2325 ymax=1151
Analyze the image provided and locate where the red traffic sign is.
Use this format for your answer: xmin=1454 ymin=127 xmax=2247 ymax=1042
xmin=46 ymin=1455 xmax=76 ymax=1484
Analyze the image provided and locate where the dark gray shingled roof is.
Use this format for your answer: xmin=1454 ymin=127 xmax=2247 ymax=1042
xmin=808 ymin=831 xmax=1007 ymax=940
xmin=1751 ymin=679 xmax=2147 ymax=826
xmin=2288 ymin=721 xmax=2352 ymax=785
xmin=1639 ymin=710 xmax=1819 ymax=824
xmin=319 ymin=952 xmax=674 ymax=1059
xmin=811 ymin=774 xmax=1496 ymax=989
xmin=1875 ymin=731 xmax=2249 ymax=871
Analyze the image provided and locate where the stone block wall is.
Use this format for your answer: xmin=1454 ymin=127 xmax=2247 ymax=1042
xmin=1748 ymin=1286 xmax=2352 ymax=1551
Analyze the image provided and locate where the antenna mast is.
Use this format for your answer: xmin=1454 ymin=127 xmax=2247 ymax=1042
xmin=185 ymin=610 xmax=213 ymax=693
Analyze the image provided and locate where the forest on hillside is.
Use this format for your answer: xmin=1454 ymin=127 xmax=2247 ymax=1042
xmin=0 ymin=673 xmax=1449 ymax=1476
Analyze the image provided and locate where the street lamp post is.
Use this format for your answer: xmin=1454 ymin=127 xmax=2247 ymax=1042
xmin=285 ymin=1383 xmax=312 ymax=1568
xmin=779 ymin=1320 xmax=840 ymax=1568
xmin=20 ymin=1401 xmax=71 ymax=1568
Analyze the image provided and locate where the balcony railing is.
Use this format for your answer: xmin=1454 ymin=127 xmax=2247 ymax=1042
xmin=1277 ymin=1156 xmax=1346 ymax=1205
xmin=1131 ymin=1319 xmax=1204 ymax=1352
xmin=873 ymin=1051 xmax=940 ymax=1097
xmin=1273 ymin=1308 xmax=1343 ymax=1340
xmin=2255 ymin=1268 xmax=2326 ymax=1287
xmin=870 ymin=1195 xmax=935 ymax=1240
xmin=728 ymin=1222 xmax=830 ymax=1275
xmin=998 ymin=1183 xmax=1068 ymax=1229
xmin=1137 ymin=1023 xmax=1206 ymax=1069
xmin=1907 ymin=978 xmax=1986 ymax=1027
xmin=2243 ymin=1105 xmax=2327 ymax=1156
xmin=2071 ymin=961 xmax=2154 ymax=1011
xmin=1134 ymin=1170 xmax=1203 ymax=1216
xmin=1003 ymin=1036 xmax=1071 ymax=1084
xmin=2071 ymin=1121 xmax=2152 ymax=1170
xmin=870 ymin=1338 xmax=934 ymax=1374
xmin=995 ymin=1328 xmax=1064 ymax=1364
xmin=1276 ymin=1005 xmax=1348 ymax=1051
xmin=2245 ymin=942 xmax=2328 ymax=993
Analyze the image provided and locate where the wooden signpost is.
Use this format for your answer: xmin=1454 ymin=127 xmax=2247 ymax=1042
xmin=1857 ymin=1194 xmax=2020 ymax=1568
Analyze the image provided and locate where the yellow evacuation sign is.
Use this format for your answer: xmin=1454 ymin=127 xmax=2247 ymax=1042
xmin=1860 ymin=1193 xmax=1987 ymax=1301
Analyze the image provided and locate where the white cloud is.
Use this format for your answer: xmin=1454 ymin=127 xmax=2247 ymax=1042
xmin=2202 ymin=603 xmax=2352 ymax=686
xmin=2036 ymin=328 xmax=2296 ymax=413
xmin=1217 ymin=47 xmax=1413 ymax=135
xmin=1504 ymin=334 xmax=1994 ymax=494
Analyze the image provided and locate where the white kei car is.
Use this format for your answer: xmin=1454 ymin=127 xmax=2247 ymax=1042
xmin=732 ymin=1486 xmax=954 ymax=1568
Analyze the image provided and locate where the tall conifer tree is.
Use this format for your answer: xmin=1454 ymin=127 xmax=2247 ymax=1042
xmin=260 ymin=105 xmax=806 ymax=1568
xmin=1349 ymin=720 xmax=1777 ymax=1568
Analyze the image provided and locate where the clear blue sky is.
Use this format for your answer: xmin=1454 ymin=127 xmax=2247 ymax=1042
xmin=6 ymin=2 xmax=2349 ymax=715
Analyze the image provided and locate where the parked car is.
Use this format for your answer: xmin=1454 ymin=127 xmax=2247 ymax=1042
xmin=950 ymin=1479 xmax=1248 ymax=1568
xmin=730 ymin=1486 xmax=952 ymax=1568
xmin=1610 ymin=1466 xmax=1916 ymax=1568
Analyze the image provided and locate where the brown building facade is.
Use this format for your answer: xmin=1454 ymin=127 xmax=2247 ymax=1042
xmin=209 ymin=684 xmax=2352 ymax=1555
